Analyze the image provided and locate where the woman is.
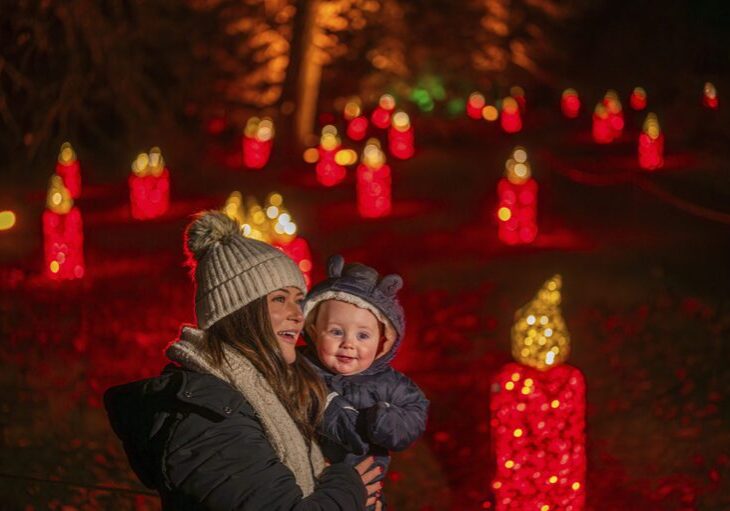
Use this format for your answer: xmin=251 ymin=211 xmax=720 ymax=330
xmin=105 ymin=211 xmax=382 ymax=510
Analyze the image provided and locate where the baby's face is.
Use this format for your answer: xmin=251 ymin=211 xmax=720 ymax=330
xmin=309 ymin=300 xmax=381 ymax=376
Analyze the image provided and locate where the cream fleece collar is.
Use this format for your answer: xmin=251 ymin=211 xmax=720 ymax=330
xmin=166 ymin=326 xmax=325 ymax=497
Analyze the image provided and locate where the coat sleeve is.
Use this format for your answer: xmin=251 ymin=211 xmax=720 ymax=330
xmin=365 ymin=374 xmax=429 ymax=452
xmin=163 ymin=408 xmax=366 ymax=510
xmin=319 ymin=392 xmax=369 ymax=455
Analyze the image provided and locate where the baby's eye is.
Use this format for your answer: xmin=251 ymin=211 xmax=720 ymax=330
xmin=357 ymin=331 xmax=371 ymax=341
xmin=329 ymin=328 xmax=343 ymax=336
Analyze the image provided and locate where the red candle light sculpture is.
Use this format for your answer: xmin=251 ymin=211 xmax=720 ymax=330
xmin=591 ymin=103 xmax=613 ymax=144
xmin=561 ymin=89 xmax=581 ymax=119
xmin=491 ymin=275 xmax=586 ymax=511
xmin=500 ymin=97 xmax=523 ymax=134
xmin=388 ymin=111 xmax=415 ymax=160
xmin=265 ymin=192 xmax=313 ymax=288
xmin=55 ymin=142 xmax=81 ymax=199
xmin=603 ymin=90 xmax=624 ymax=139
xmin=129 ymin=147 xmax=170 ymax=220
xmin=242 ymin=117 xmax=275 ymax=169
xmin=467 ymin=92 xmax=486 ymax=120
xmin=371 ymin=94 xmax=396 ymax=129
xmin=511 ymin=85 xmax=526 ymax=113
xmin=703 ymin=82 xmax=718 ymax=109
xmin=630 ymin=87 xmax=647 ymax=111
xmin=496 ymin=146 xmax=537 ymax=245
xmin=357 ymin=138 xmax=391 ymax=218
xmin=314 ymin=125 xmax=347 ymax=186
xmin=344 ymin=97 xmax=369 ymax=141
xmin=43 ymin=175 xmax=85 ymax=280
xmin=638 ymin=113 xmax=664 ymax=171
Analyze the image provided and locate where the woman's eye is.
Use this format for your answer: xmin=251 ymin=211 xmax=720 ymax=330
xmin=272 ymin=295 xmax=286 ymax=303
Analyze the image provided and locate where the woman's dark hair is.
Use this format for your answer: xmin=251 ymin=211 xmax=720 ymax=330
xmin=205 ymin=296 xmax=327 ymax=442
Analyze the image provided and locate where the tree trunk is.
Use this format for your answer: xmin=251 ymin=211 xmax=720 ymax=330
xmin=279 ymin=0 xmax=322 ymax=150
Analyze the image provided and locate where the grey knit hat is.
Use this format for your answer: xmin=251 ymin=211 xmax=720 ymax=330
xmin=185 ymin=210 xmax=306 ymax=329
xmin=303 ymin=255 xmax=405 ymax=369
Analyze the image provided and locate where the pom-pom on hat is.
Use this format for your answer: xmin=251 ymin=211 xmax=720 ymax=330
xmin=185 ymin=210 xmax=306 ymax=329
xmin=303 ymin=255 xmax=405 ymax=368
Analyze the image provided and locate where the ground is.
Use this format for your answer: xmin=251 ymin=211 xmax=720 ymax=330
xmin=1 ymin=103 xmax=729 ymax=510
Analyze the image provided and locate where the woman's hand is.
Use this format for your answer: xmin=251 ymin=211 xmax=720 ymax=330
xmin=355 ymin=457 xmax=383 ymax=508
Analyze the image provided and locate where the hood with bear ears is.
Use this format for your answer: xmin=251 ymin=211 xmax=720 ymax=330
xmin=302 ymin=255 xmax=405 ymax=374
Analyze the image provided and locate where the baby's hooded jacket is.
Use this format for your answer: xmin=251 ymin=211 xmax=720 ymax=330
xmin=302 ymin=255 xmax=429 ymax=488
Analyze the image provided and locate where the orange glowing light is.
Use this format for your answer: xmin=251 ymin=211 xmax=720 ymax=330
xmin=0 ymin=210 xmax=16 ymax=230
xmin=482 ymin=105 xmax=499 ymax=121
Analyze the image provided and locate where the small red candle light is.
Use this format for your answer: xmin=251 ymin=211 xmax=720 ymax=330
xmin=467 ymin=92 xmax=486 ymax=120
xmin=344 ymin=97 xmax=369 ymax=141
xmin=491 ymin=275 xmax=586 ymax=511
xmin=129 ymin=147 xmax=170 ymax=220
xmin=497 ymin=146 xmax=537 ymax=245
xmin=55 ymin=142 xmax=81 ymax=199
xmin=603 ymin=90 xmax=624 ymax=138
xmin=703 ymin=82 xmax=718 ymax=109
xmin=561 ymin=89 xmax=581 ymax=119
xmin=510 ymin=85 xmax=526 ymax=113
xmin=242 ymin=117 xmax=275 ymax=169
xmin=638 ymin=112 xmax=664 ymax=171
xmin=500 ymin=97 xmax=523 ymax=134
xmin=388 ymin=111 xmax=415 ymax=160
xmin=592 ymin=103 xmax=613 ymax=144
xmin=43 ymin=175 xmax=85 ymax=280
xmin=630 ymin=87 xmax=647 ymax=111
xmin=357 ymin=139 xmax=391 ymax=218
xmin=371 ymin=94 xmax=396 ymax=129
xmin=315 ymin=125 xmax=347 ymax=187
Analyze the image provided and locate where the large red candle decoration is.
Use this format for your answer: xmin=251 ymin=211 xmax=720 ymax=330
xmin=388 ymin=111 xmax=415 ymax=160
xmin=603 ymin=90 xmax=624 ymax=139
xmin=43 ymin=175 xmax=85 ymax=280
xmin=496 ymin=147 xmax=537 ymax=245
xmin=242 ymin=117 xmax=275 ymax=169
xmin=315 ymin=125 xmax=347 ymax=187
xmin=344 ymin=97 xmax=369 ymax=141
xmin=491 ymin=275 xmax=586 ymax=511
xmin=591 ymin=103 xmax=613 ymax=144
xmin=357 ymin=139 xmax=391 ymax=218
xmin=561 ymin=89 xmax=581 ymax=119
xmin=55 ymin=142 xmax=81 ymax=199
xmin=371 ymin=94 xmax=396 ymax=129
xmin=630 ymin=87 xmax=647 ymax=111
xmin=500 ymin=97 xmax=523 ymax=134
xmin=129 ymin=147 xmax=170 ymax=220
xmin=703 ymin=82 xmax=718 ymax=109
xmin=638 ymin=113 xmax=664 ymax=171
xmin=467 ymin=92 xmax=486 ymax=120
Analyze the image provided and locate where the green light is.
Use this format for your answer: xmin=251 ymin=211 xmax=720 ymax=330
xmin=447 ymin=98 xmax=465 ymax=116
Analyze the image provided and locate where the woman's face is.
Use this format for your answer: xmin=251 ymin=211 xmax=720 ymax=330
xmin=267 ymin=287 xmax=305 ymax=364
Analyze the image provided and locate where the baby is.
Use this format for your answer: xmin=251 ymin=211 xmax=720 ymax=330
xmin=302 ymin=255 xmax=429 ymax=509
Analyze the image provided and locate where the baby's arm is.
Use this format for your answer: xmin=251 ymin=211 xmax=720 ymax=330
xmin=365 ymin=373 xmax=429 ymax=452
xmin=320 ymin=392 xmax=370 ymax=455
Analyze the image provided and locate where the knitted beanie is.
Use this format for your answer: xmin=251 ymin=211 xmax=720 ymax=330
xmin=303 ymin=255 xmax=405 ymax=368
xmin=185 ymin=210 xmax=306 ymax=329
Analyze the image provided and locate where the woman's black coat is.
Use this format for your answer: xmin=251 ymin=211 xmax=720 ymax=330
xmin=104 ymin=365 xmax=366 ymax=510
